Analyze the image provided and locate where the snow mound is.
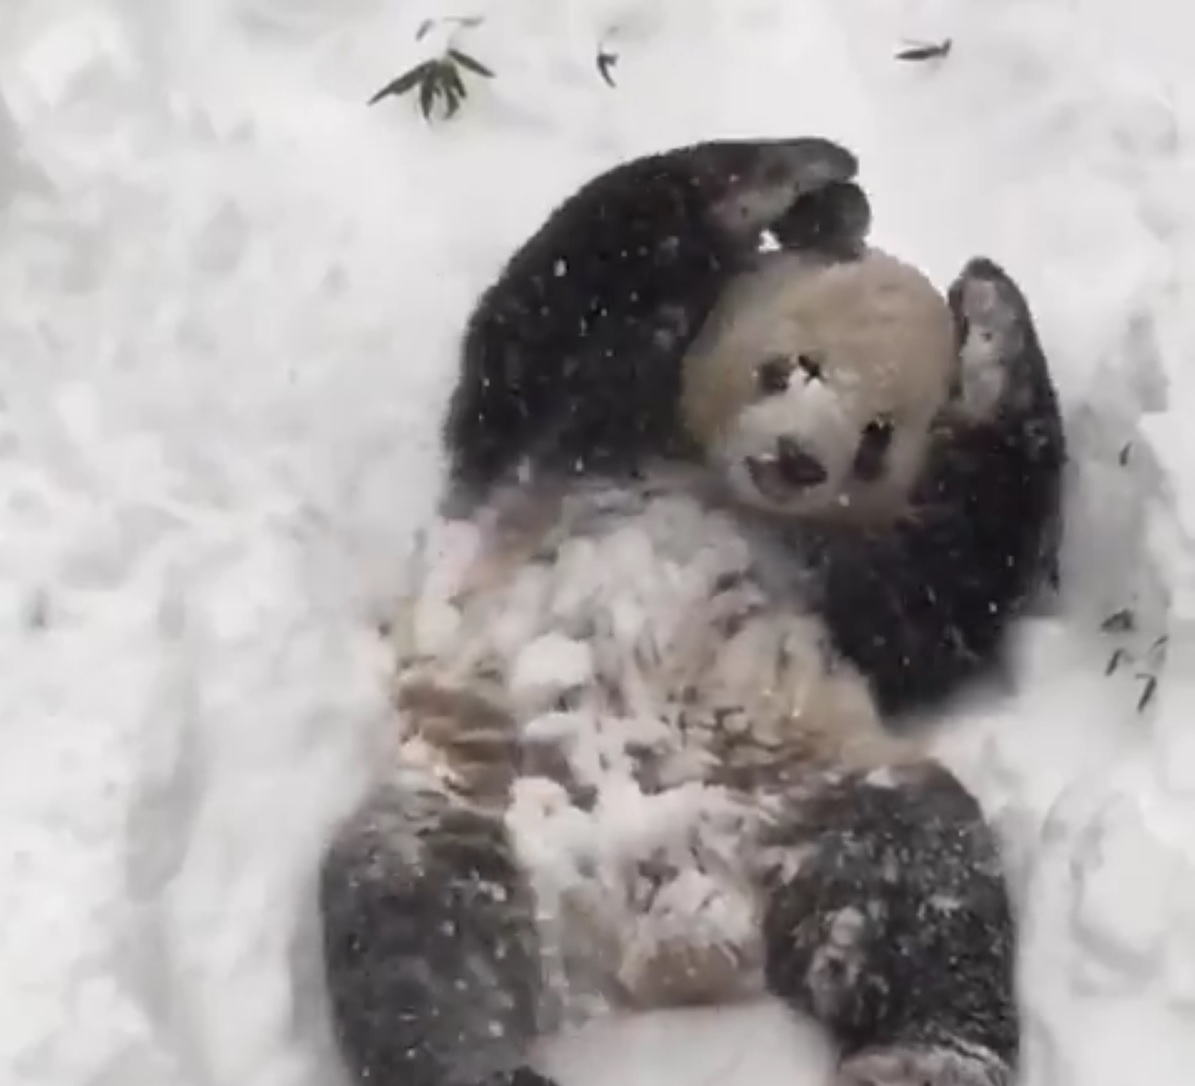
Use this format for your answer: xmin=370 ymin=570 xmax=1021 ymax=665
xmin=1 ymin=1 xmax=1195 ymax=1085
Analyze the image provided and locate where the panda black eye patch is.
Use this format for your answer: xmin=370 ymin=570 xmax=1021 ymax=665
xmin=853 ymin=417 xmax=895 ymax=481
xmin=796 ymin=354 xmax=824 ymax=382
xmin=756 ymin=354 xmax=797 ymax=395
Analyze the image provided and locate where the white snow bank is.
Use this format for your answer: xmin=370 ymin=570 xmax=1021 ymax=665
xmin=1 ymin=0 xmax=1194 ymax=1085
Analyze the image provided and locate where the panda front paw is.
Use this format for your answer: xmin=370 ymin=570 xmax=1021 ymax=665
xmin=768 ymin=179 xmax=872 ymax=259
xmin=837 ymin=1041 xmax=1011 ymax=1086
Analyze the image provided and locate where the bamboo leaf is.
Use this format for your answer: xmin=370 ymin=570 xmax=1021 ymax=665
xmin=419 ymin=73 xmax=439 ymax=119
xmin=895 ymin=38 xmax=952 ymax=62
xmin=448 ymin=48 xmax=495 ymax=78
xmin=1100 ymin=609 xmax=1135 ymax=634
xmin=596 ymin=49 xmax=619 ymax=87
xmin=1138 ymin=673 xmax=1159 ymax=713
xmin=442 ymin=61 xmax=470 ymax=104
xmin=368 ymin=60 xmax=435 ymax=105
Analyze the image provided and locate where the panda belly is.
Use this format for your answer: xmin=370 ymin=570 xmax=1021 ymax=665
xmin=387 ymin=472 xmax=914 ymax=1017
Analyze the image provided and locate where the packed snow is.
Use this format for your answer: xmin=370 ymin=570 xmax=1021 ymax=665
xmin=1 ymin=0 xmax=1195 ymax=1084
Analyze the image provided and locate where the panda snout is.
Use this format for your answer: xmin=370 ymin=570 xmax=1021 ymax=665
xmin=774 ymin=437 xmax=828 ymax=488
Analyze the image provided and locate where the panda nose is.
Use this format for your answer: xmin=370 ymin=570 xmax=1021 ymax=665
xmin=775 ymin=437 xmax=828 ymax=488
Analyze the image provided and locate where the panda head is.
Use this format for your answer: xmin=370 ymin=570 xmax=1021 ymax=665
xmin=679 ymin=246 xmax=956 ymax=522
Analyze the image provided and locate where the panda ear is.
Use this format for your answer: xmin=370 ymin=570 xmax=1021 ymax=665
xmin=947 ymin=256 xmax=1035 ymax=364
xmin=945 ymin=256 xmax=1049 ymax=421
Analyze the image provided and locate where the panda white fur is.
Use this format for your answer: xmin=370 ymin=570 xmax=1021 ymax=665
xmin=318 ymin=142 xmax=1064 ymax=1086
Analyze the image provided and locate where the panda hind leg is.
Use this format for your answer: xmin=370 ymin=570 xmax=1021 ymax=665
xmin=758 ymin=761 xmax=1016 ymax=1086
xmin=318 ymin=778 xmax=554 ymax=1086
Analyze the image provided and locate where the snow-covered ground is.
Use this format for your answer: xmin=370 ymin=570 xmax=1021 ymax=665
xmin=1 ymin=0 xmax=1194 ymax=1084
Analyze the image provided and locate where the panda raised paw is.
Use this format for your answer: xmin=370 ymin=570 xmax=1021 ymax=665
xmin=442 ymin=136 xmax=871 ymax=506
xmin=766 ymin=178 xmax=872 ymax=259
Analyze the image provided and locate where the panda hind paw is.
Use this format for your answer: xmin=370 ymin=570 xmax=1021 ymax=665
xmin=836 ymin=1042 xmax=1011 ymax=1086
xmin=484 ymin=1066 xmax=562 ymax=1086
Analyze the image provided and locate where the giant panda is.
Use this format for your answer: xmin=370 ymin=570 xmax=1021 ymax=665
xmin=318 ymin=142 xmax=1065 ymax=1086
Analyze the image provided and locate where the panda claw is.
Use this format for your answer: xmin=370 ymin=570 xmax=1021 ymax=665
xmin=837 ymin=1042 xmax=1012 ymax=1086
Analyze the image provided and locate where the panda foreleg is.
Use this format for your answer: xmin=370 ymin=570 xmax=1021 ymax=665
xmin=318 ymin=776 xmax=554 ymax=1086
xmin=758 ymin=761 xmax=1017 ymax=1086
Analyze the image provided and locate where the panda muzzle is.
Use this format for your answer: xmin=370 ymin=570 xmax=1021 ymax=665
xmin=748 ymin=438 xmax=828 ymax=496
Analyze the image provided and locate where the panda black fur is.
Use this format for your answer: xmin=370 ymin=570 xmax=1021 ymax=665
xmin=319 ymin=145 xmax=1064 ymax=1086
xmin=758 ymin=759 xmax=1017 ymax=1086
xmin=441 ymin=137 xmax=862 ymax=509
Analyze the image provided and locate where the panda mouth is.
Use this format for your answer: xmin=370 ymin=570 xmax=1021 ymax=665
xmin=746 ymin=450 xmax=828 ymax=502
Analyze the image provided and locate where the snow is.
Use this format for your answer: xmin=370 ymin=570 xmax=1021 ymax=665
xmin=1 ymin=0 xmax=1194 ymax=1085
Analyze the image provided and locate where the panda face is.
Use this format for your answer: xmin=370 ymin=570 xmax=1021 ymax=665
xmin=712 ymin=348 xmax=936 ymax=520
xmin=681 ymin=247 xmax=957 ymax=522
